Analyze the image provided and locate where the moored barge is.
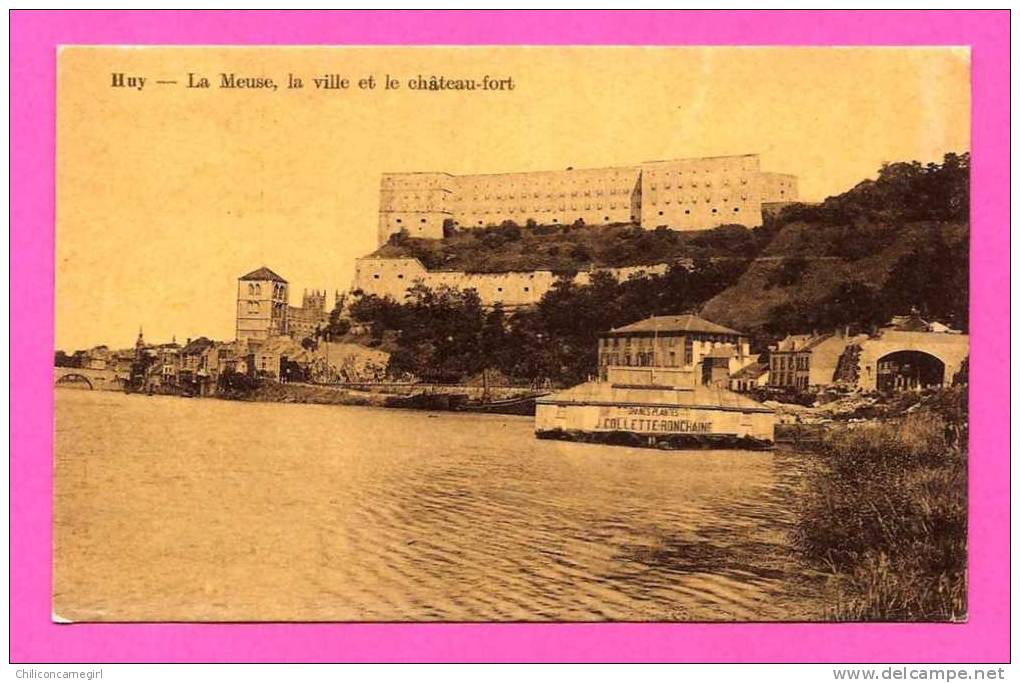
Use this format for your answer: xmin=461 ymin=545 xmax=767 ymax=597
xmin=535 ymin=379 xmax=776 ymax=450
xmin=534 ymin=314 xmax=777 ymax=450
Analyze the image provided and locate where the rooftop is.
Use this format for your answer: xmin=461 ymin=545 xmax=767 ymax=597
xmin=886 ymin=312 xmax=962 ymax=334
xmin=239 ymin=266 xmax=287 ymax=283
xmin=731 ymin=361 xmax=769 ymax=381
xmin=605 ymin=314 xmax=743 ymax=337
xmin=772 ymin=334 xmax=816 ymax=353
xmin=182 ymin=337 xmax=216 ymax=354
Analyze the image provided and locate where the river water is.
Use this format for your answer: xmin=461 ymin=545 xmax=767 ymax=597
xmin=54 ymin=389 xmax=823 ymax=622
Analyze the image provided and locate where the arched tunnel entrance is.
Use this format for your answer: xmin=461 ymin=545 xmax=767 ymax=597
xmin=876 ymin=350 xmax=945 ymax=392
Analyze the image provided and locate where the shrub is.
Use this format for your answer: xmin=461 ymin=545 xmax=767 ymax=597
xmin=795 ymin=390 xmax=967 ymax=621
xmin=765 ymin=256 xmax=809 ymax=288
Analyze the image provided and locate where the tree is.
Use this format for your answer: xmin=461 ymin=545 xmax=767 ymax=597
xmin=766 ymin=256 xmax=809 ymax=288
xmin=55 ymin=350 xmax=77 ymax=367
xmin=318 ymin=301 xmax=353 ymax=341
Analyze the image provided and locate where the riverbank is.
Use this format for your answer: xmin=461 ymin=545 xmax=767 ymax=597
xmin=234 ymin=381 xmax=388 ymax=407
xmin=793 ymin=386 xmax=967 ymax=621
xmin=217 ymin=378 xmax=543 ymax=414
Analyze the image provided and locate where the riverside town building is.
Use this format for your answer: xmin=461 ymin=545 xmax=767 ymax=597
xmin=376 ymin=153 xmax=797 ymax=245
xmin=596 ymin=314 xmax=754 ymax=386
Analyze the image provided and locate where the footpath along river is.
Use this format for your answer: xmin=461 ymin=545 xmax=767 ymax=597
xmin=54 ymin=388 xmax=825 ymax=622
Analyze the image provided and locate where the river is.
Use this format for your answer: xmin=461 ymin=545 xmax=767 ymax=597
xmin=54 ymin=388 xmax=823 ymax=622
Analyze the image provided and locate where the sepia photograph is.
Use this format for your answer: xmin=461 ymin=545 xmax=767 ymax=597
xmin=52 ymin=45 xmax=971 ymax=624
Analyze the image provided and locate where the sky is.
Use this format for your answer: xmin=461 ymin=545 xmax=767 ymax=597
xmin=56 ymin=46 xmax=970 ymax=350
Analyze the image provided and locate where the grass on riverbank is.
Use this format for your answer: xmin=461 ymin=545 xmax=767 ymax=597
xmin=796 ymin=387 xmax=967 ymax=621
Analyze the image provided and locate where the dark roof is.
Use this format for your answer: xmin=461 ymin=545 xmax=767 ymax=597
xmin=773 ymin=334 xmax=813 ymax=352
xmin=182 ymin=337 xmax=215 ymax=354
xmin=606 ymin=314 xmax=743 ymax=336
xmin=801 ymin=333 xmax=836 ymax=352
xmin=731 ymin=361 xmax=769 ymax=380
xmin=239 ymin=267 xmax=287 ymax=283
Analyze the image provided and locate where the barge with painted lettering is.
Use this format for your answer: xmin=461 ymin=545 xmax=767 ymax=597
xmin=535 ymin=379 xmax=776 ymax=450
xmin=535 ymin=314 xmax=777 ymax=450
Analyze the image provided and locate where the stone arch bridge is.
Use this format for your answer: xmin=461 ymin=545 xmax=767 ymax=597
xmin=54 ymin=366 xmax=127 ymax=391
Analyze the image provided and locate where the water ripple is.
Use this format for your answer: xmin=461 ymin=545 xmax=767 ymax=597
xmin=54 ymin=390 xmax=823 ymax=622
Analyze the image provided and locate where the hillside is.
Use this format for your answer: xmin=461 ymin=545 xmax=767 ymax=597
xmin=701 ymin=220 xmax=969 ymax=333
xmin=701 ymin=153 xmax=970 ymax=335
xmin=373 ymin=221 xmax=771 ymax=272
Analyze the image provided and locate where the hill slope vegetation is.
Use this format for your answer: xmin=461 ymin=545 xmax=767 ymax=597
xmin=338 ymin=154 xmax=969 ymax=385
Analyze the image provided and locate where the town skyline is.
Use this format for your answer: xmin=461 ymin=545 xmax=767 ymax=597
xmin=57 ymin=46 xmax=970 ymax=350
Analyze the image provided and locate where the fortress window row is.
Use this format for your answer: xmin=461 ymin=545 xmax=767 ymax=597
xmin=377 ymin=155 xmax=797 ymax=244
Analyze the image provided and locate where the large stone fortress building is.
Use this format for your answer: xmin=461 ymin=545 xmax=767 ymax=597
xmin=377 ymin=154 xmax=797 ymax=245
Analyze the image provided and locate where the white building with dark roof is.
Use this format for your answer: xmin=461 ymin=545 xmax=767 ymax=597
xmin=596 ymin=314 xmax=754 ymax=383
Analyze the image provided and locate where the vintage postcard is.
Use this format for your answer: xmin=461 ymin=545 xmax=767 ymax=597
xmin=53 ymin=45 xmax=971 ymax=623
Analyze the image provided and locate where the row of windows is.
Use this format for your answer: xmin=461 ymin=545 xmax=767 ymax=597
xmin=656 ymin=207 xmax=744 ymax=217
xmin=385 ymin=179 xmax=638 ymax=193
xmin=241 ymin=300 xmax=288 ymax=314
xmin=772 ymin=373 xmax=809 ymax=388
xmin=456 ymin=176 xmax=637 ymax=188
xmin=244 ymin=283 xmax=287 ymax=298
xmin=601 ymin=334 xmax=739 ymax=347
xmin=649 ymin=179 xmax=749 ymax=190
xmin=601 ymin=336 xmax=683 ymax=348
xmin=645 ymin=167 xmax=753 ymax=177
xmin=450 ymin=204 xmax=631 ymax=215
xmin=773 ymin=355 xmax=810 ymax=371
xmin=386 ymin=196 xmax=757 ymax=212
xmin=649 ymin=196 xmax=749 ymax=205
xmin=447 ymin=187 xmax=635 ymax=201
xmin=386 ymin=182 xmax=754 ymax=204
xmin=457 ymin=215 xmax=637 ymax=226
xmin=385 ymin=200 xmax=639 ymax=212
xmin=600 ymin=351 xmax=694 ymax=367
xmin=439 ymin=173 xmax=748 ymax=193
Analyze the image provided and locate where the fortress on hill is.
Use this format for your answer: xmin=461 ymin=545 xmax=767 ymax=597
xmin=354 ymin=154 xmax=798 ymax=309
xmin=376 ymin=153 xmax=797 ymax=245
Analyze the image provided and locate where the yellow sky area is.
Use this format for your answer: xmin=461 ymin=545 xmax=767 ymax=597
xmin=56 ymin=46 xmax=970 ymax=350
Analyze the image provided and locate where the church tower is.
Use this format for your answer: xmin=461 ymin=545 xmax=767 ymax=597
xmin=236 ymin=267 xmax=289 ymax=343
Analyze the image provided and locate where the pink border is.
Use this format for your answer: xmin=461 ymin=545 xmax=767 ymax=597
xmin=11 ymin=10 xmax=1009 ymax=663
